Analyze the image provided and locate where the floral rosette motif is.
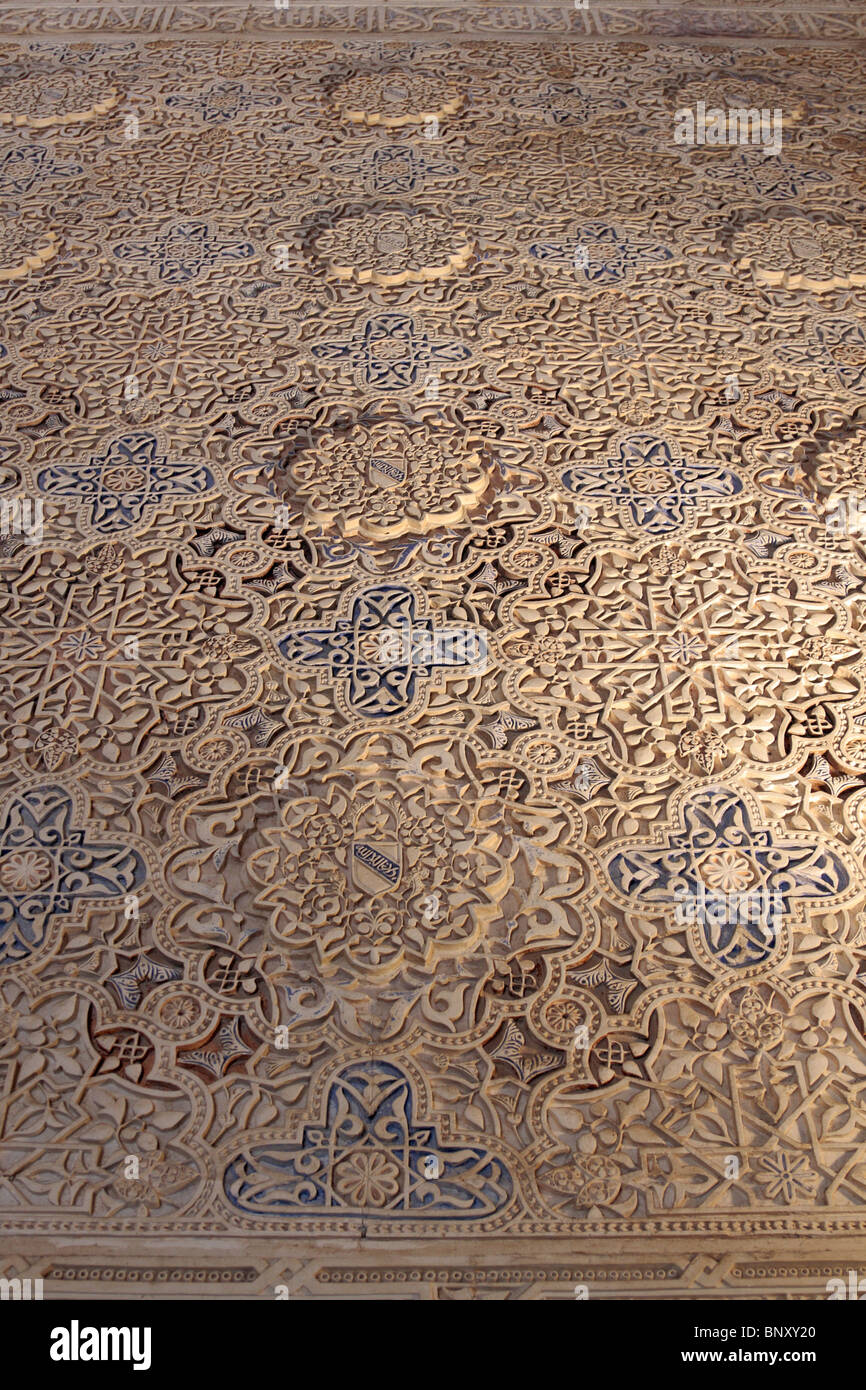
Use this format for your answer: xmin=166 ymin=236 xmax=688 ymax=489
xmin=330 ymin=72 xmax=464 ymax=128
xmin=733 ymin=218 xmax=866 ymax=292
xmin=0 ymin=222 xmax=59 ymax=280
xmin=0 ymin=73 xmax=120 ymax=127
xmin=314 ymin=209 xmax=474 ymax=287
xmin=247 ymin=772 xmax=510 ymax=987
xmin=284 ymin=417 xmax=490 ymax=540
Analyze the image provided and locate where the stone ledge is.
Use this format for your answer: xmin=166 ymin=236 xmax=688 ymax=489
xmin=4 ymin=1233 xmax=865 ymax=1299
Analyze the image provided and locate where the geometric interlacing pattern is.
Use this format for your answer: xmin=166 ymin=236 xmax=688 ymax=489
xmin=3 ymin=1 xmax=866 ymax=1299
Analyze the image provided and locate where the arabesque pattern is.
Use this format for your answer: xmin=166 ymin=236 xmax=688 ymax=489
xmin=2 ymin=18 xmax=866 ymax=1300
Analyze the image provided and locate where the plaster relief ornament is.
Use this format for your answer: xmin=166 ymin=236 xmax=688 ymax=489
xmin=314 ymin=209 xmax=474 ymax=287
xmin=732 ymin=218 xmax=866 ymax=292
xmin=769 ymin=314 xmax=866 ymax=412
xmin=561 ymin=431 xmax=743 ymax=536
xmin=605 ymin=784 xmax=860 ymax=973
xmin=528 ymin=219 xmax=678 ymax=288
xmin=110 ymin=218 xmax=256 ymax=287
xmin=0 ymin=784 xmax=146 ymax=965
xmin=0 ymin=222 xmax=58 ymax=280
xmin=324 ymin=141 xmax=461 ymax=197
xmin=814 ymin=430 xmax=866 ymax=509
xmin=247 ymin=774 xmax=510 ymax=988
xmin=506 ymin=78 xmax=629 ymax=129
xmin=674 ymin=79 xmax=805 ymax=130
xmin=277 ymin=585 xmax=487 ymax=720
xmin=283 ymin=418 xmax=490 ymax=540
xmin=0 ymin=73 xmax=120 ymax=127
xmin=0 ymin=140 xmax=84 ymax=196
xmin=36 ymin=431 xmax=215 ymax=533
xmin=499 ymin=543 xmax=862 ymax=774
xmin=330 ymin=72 xmax=464 ymax=127
xmin=222 ymin=1060 xmax=514 ymax=1221
xmin=8 ymin=28 xmax=866 ymax=1295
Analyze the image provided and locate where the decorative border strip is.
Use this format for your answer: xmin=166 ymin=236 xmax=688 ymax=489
xmin=5 ymin=1237 xmax=866 ymax=1299
xmin=1 ymin=4 xmax=866 ymax=38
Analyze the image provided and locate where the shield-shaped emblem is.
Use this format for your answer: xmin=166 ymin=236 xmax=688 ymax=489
xmin=368 ymin=454 xmax=406 ymax=490
xmin=351 ymin=840 xmax=402 ymax=894
xmin=375 ymin=226 xmax=409 ymax=255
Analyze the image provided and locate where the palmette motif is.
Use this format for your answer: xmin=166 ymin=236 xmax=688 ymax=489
xmin=2 ymin=25 xmax=866 ymax=1299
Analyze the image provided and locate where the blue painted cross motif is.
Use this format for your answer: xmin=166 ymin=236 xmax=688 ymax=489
xmin=562 ymin=432 xmax=742 ymax=534
xmin=708 ymin=150 xmax=833 ymax=201
xmin=327 ymin=144 xmax=459 ymax=194
xmin=37 ymin=432 xmax=214 ymax=532
xmin=0 ymin=143 xmax=82 ymax=195
xmin=510 ymin=81 xmax=627 ymax=126
xmin=605 ymin=785 xmax=852 ymax=969
xmin=165 ymin=81 xmax=282 ymax=124
xmin=530 ymin=221 xmax=674 ymax=285
xmin=111 ymin=220 xmax=255 ymax=285
xmin=278 ymin=585 xmax=485 ymax=718
xmin=0 ymin=786 xmax=145 ymax=965
xmin=311 ymin=313 xmax=471 ymax=391
xmin=223 ymin=1059 xmax=513 ymax=1218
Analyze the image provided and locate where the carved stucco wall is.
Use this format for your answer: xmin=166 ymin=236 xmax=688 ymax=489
xmin=1 ymin=1 xmax=866 ymax=1299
